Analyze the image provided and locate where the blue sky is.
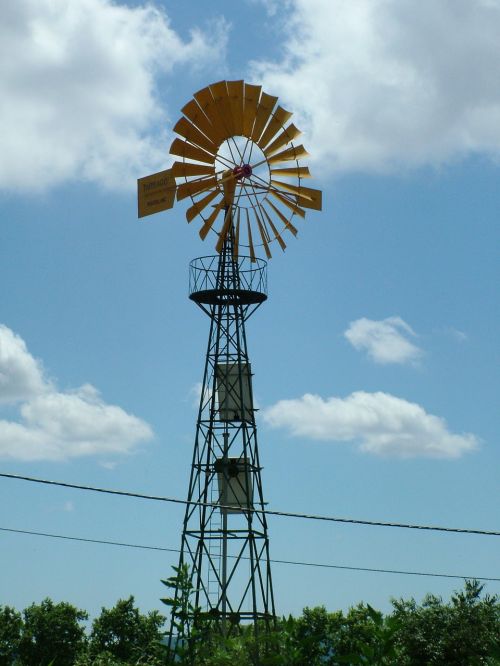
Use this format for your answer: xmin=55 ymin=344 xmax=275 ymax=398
xmin=0 ymin=0 xmax=499 ymax=622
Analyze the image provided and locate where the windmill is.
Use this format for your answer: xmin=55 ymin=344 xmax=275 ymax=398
xmin=138 ymin=80 xmax=321 ymax=652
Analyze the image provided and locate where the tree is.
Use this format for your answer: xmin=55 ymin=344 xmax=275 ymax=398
xmin=19 ymin=598 xmax=87 ymax=666
xmin=0 ymin=605 xmax=22 ymax=666
xmin=89 ymin=596 xmax=166 ymax=663
xmin=392 ymin=579 xmax=500 ymax=665
xmin=293 ymin=606 xmax=340 ymax=664
xmin=336 ymin=605 xmax=399 ymax=665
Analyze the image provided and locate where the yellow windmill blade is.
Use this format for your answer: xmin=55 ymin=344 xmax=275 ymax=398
xmin=254 ymin=207 xmax=272 ymax=259
xmin=226 ymin=80 xmax=245 ymax=136
xmin=173 ymin=116 xmax=218 ymax=155
xmin=194 ymin=84 xmax=231 ymax=142
xmin=259 ymin=203 xmax=287 ymax=251
xmin=242 ymin=84 xmax=261 ymax=137
xmin=294 ymin=186 xmax=323 ymax=211
xmin=258 ymin=107 xmax=293 ymax=150
xmin=270 ymin=166 xmax=311 ymax=178
xmin=181 ymin=98 xmax=220 ymax=146
xmin=269 ymin=188 xmax=306 ymax=218
xmin=267 ymin=144 xmax=309 ymax=164
xmin=271 ymin=178 xmax=322 ymax=210
xmin=171 ymin=161 xmax=215 ymax=178
xmin=199 ymin=198 xmax=225 ymax=240
xmin=264 ymin=124 xmax=302 ymax=157
xmin=176 ymin=175 xmax=218 ymax=201
xmin=165 ymin=80 xmax=321 ymax=256
xmin=251 ymin=92 xmax=278 ymax=143
xmin=264 ymin=198 xmax=298 ymax=237
xmin=270 ymin=179 xmax=314 ymax=202
xmin=186 ymin=189 xmax=220 ymax=223
xmin=170 ymin=138 xmax=215 ymax=165
xmin=209 ymin=81 xmax=235 ymax=138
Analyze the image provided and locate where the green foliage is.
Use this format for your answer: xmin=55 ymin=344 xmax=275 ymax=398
xmin=161 ymin=563 xmax=199 ymax=641
xmin=392 ymin=579 xmax=500 ymax=665
xmin=285 ymin=603 xmax=399 ymax=665
xmin=89 ymin=596 xmax=166 ymax=664
xmin=335 ymin=604 xmax=399 ymax=665
xmin=161 ymin=562 xmax=210 ymax=664
xmin=292 ymin=605 xmax=338 ymax=664
xmin=191 ymin=633 xmax=253 ymax=666
xmin=75 ymin=649 xmax=150 ymax=665
xmin=0 ymin=605 xmax=22 ymax=666
xmin=1 ymin=578 xmax=498 ymax=665
xmin=253 ymin=616 xmax=303 ymax=665
xmin=156 ymin=577 xmax=500 ymax=665
xmin=18 ymin=598 xmax=88 ymax=666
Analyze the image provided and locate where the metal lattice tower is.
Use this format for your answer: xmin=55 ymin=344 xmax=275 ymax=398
xmin=169 ymin=225 xmax=275 ymax=642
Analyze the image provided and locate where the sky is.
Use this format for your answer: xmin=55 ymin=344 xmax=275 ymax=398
xmin=0 ymin=0 xmax=499 ymax=623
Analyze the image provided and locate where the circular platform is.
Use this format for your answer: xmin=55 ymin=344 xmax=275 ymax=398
xmin=189 ymin=256 xmax=268 ymax=306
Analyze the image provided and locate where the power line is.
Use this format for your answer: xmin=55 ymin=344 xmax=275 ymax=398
xmin=1 ymin=471 xmax=499 ymax=537
xmin=2 ymin=526 xmax=499 ymax=583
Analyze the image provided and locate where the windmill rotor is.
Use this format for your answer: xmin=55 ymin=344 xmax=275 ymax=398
xmin=169 ymin=80 xmax=322 ymax=260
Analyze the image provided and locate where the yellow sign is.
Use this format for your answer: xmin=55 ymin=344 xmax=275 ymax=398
xmin=137 ymin=169 xmax=176 ymax=218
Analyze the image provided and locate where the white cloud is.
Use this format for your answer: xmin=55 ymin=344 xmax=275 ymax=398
xmin=344 ymin=316 xmax=422 ymax=365
xmin=0 ymin=325 xmax=153 ymax=461
xmin=0 ymin=0 xmax=228 ymax=192
xmin=263 ymin=391 xmax=477 ymax=458
xmin=0 ymin=325 xmax=47 ymax=401
xmin=251 ymin=0 xmax=500 ymax=173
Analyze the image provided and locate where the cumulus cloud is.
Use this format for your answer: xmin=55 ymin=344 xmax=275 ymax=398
xmin=0 ymin=325 xmax=47 ymax=401
xmin=251 ymin=0 xmax=500 ymax=173
xmin=344 ymin=316 xmax=422 ymax=365
xmin=0 ymin=0 xmax=228 ymax=191
xmin=0 ymin=325 xmax=153 ymax=461
xmin=263 ymin=391 xmax=477 ymax=458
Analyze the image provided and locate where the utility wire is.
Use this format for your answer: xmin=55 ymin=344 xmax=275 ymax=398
xmin=2 ymin=526 xmax=499 ymax=583
xmin=1 ymin=472 xmax=499 ymax=537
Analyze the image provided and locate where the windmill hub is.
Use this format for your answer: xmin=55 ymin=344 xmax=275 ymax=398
xmin=233 ymin=164 xmax=252 ymax=180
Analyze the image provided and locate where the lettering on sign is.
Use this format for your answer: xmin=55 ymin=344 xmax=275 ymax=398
xmin=137 ymin=169 xmax=176 ymax=218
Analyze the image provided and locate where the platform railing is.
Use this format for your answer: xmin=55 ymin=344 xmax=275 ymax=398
xmin=189 ymin=256 xmax=268 ymax=306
